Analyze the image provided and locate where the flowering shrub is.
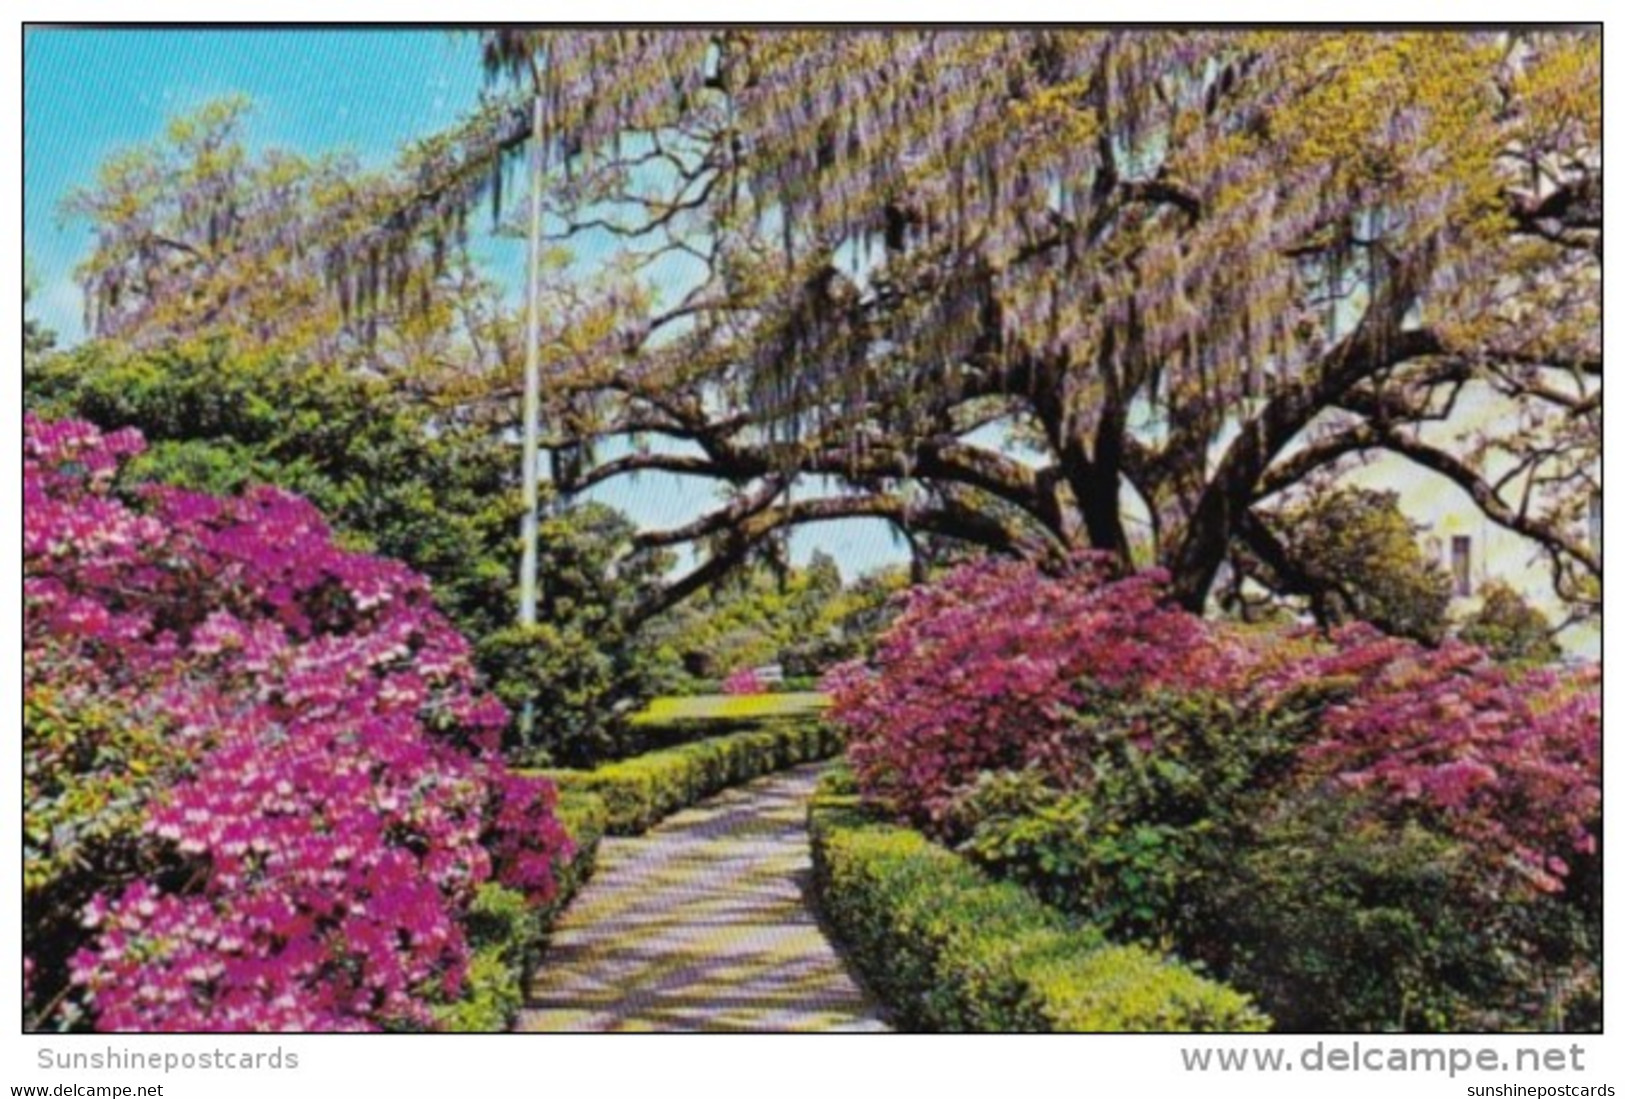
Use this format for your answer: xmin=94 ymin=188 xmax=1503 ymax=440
xmin=830 ymin=557 xmax=1599 ymax=895
xmin=949 ymin=690 xmax=1311 ymax=945
xmin=1275 ymin=625 xmax=1600 ymax=896
xmin=24 ymin=415 xmax=571 ymax=1032
xmin=827 ymin=556 xmax=1601 ymax=1029
xmin=721 ymin=667 xmax=767 ymax=695
xmin=825 ymin=555 xmax=1242 ymax=825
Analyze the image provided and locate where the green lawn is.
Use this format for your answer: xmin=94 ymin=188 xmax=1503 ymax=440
xmin=632 ymin=692 xmax=829 ymax=724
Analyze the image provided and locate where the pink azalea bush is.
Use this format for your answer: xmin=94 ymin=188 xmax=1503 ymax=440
xmin=1270 ymin=624 xmax=1600 ymax=895
xmin=826 ymin=556 xmax=1600 ymax=898
xmin=24 ymin=414 xmax=571 ymax=1032
xmin=721 ymin=666 xmax=767 ymax=695
xmin=824 ymin=555 xmax=1245 ymax=826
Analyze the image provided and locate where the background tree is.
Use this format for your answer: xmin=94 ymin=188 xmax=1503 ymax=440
xmin=67 ymin=35 xmax=1601 ymax=631
xmin=371 ymin=29 xmax=1597 ymax=623
xmin=1459 ymin=578 xmax=1563 ymax=664
xmin=644 ymin=549 xmax=849 ymax=682
xmin=24 ymin=262 xmax=58 ymax=371
xmin=66 ymin=97 xmax=516 ymax=388
xmin=1244 ymin=486 xmax=1453 ymax=644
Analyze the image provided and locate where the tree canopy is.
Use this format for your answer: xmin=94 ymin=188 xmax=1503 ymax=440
xmin=66 ymin=97 xmax=516 ymax=397
xmin=451 ymin=30 xmax=1599 ymax=618
xmin=71 ymin=31 xmax=1602 ymax=624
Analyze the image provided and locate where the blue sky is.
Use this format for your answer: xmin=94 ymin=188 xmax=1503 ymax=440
xmin=23 ymin=27 xmax=910 ymax=579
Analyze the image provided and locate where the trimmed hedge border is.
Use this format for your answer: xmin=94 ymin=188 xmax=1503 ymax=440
xmin=437 ymin=789 xmax=608 ymax=1032
xmin=545 ymin=790 xmax=610 ymax=926
xmin=664 ymin=676 xmax=825 ymax=696
xmin=808 ymin=797 xmax=1270 ymax=1033
xmin=624 ymin=694 xmax=829 ymax=753
xmin=526 ymin=717 xmax=843 ymax=835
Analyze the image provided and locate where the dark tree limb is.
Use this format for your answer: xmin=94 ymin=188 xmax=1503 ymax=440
xmin=1167 ymin=291 xmax=1445 ymax=610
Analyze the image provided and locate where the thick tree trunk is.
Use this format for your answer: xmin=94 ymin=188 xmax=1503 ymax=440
xmin=1167 ymin=321 xmax=1442 ymax=611
xmin=1076 ymin=468 xmax=1130 ymax=562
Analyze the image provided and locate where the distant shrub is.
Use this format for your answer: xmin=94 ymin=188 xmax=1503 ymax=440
xmin=1274 ymin=486 xmax=1454 ymax=644
xmin=722 ymin=667 xmax=768 ymax=695
xmin=1457 ymin=579 xmax=1563 ymax=665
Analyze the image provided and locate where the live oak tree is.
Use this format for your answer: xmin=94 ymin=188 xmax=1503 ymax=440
xmin=451 ymin=29 xmax=1601 ymax=621
xmin=80 ymin=32 xmax=1603 ymax=623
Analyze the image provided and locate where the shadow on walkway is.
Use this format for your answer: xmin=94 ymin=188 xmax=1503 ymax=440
xmin=519 ymin=762 xmax=889 ymax=1032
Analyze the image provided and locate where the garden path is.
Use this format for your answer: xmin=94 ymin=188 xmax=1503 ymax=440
xmin=518 ymin=762 xmax=889 ymax=1032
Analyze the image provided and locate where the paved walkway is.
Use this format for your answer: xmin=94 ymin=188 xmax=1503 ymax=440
xmin=519 ymin=763 xmax=888 ymax=1032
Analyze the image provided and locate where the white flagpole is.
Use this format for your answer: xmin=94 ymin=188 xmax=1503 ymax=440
xmin=517 ymin=89 xmax=544 ymax=744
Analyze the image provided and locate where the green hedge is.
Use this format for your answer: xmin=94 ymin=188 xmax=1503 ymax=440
xmin=665 ymin=676 xmax=825 ymax=696
xmin=543 ymin=790 xmax=609 ymax=928
xmin=808 ymin=799 xmax=1270 ymax=1033
xmin=436 ymin=789 xmax=608 ymax=1032
xmin=434 ymin=883 xmax=542 ymax=1032
xmin=529 ymin=718 xmax=842 ymax=835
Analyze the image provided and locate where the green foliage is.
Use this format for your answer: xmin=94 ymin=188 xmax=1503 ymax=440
xmin=942 ymin=686 xmax=1598 ymax=1032
xmin=24 ymin=342 xmax=668 ymax=762
xmin=462 ymin=882 xmax=543 ymax=959
xmin=813 ymin=761 xmax=859 ymax=799
xmin=955 ymin=791 xmax=1102 ymax=918
xmin=436 ymin=792 xmax=609 ymax=1032
xmin=433 ymin=884 xmax=538 ymax=1033
xmin=1458 ymin=579 xmax=1562 ymax=665
xmin=1196 ymin=791 xmax=1598 ymax=1032
xmin=23 ymin=684 xmax=187 ymax=1028
xmin=26 ymin=341 xmax=518 ymax=631
xmin=434 ymin=947 xmax=526 ymax=1033
xmin=807 ymin=802 xmax=1268 ymax=1032
xmin=24 ymin=263 xmax=57 ymax=372
xmin=534 ymin=718 xmax=844 ymax=835
xmin=647 ymin=557 xmax=905 ymax=685
xmin=542 ymin=791 xmax=608 ymax=932
xmin=944 ymin=690 xmax=1310 ymax=945
xmin=1276 ymin=487 xmax=1454 ymax=644
xmin=646 ymin=556 xmax=832 ymax=680
xmin=478 ymin=621 xmax=629 ymax=766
